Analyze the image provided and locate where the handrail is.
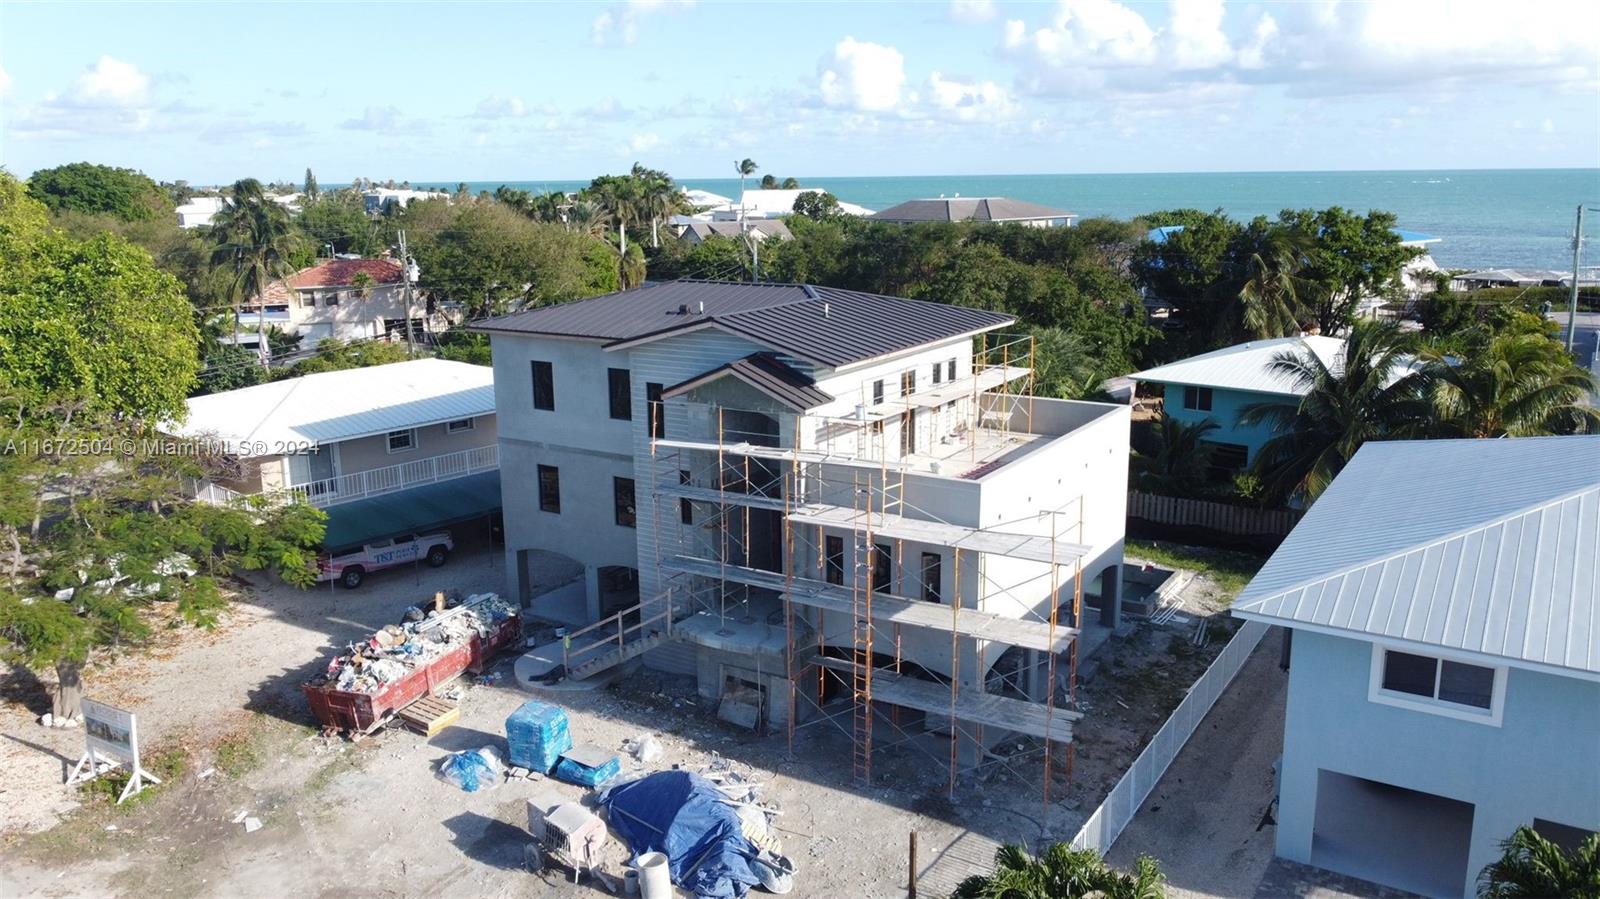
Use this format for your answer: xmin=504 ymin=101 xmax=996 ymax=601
xmin=191 ymin=443 xmax=499 ymax=509
xmin=561 ymin=590 xmax=688 ymax=672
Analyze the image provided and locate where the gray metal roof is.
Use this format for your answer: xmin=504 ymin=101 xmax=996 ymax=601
xmin=682 ymin=220 xmax=792 ymax=241
xmin=472 ymin=280 xmax=1014 ymax=369
xmin=1131 ymin=336 xmax=1347 ymax=395
xmin=1233 ymin=436 xmax=1600 ymax=677
xmin=869 ymin=197 xmax=1077 ymax=224
xmin=662 ymin=352 xmax=833 ymax=410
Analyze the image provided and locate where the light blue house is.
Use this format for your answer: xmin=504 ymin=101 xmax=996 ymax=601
xmin=1232 ymin=436 xmax=1600 ymax=898
xmin=1130 ymin=336 xmax=1345 ymax=470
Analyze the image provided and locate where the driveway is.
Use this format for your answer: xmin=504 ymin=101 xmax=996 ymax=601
xmin=1106 ymin=632 xmax=1416 ymax=899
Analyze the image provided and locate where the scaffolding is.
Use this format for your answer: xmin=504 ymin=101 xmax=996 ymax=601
xmin=647 ymin=333 xmax=1091 ymax=810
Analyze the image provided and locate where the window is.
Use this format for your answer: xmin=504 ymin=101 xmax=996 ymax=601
xmin=947 ymin=359 xmax=956 ymax=382
xmin=608 ymin=368 xmax=632 ymax=421
xmin=679 ymin=470 xmax=694 ymax=525
xmin=325 ymin=290 xmax=341 ymax=306
xmin=1369 ymin=645 xmax=1504 ymax=724
xmin=825 ymin=536 xmax=844 ymax=585
xmin=298 ymin=291 xmax=316 ymax=309
xmin=614 ymin=477 xmax=637 ymax=528
xmin=871 ymin=542 xmax=892 ymax=594
xmin=531 ymin=360 xmax=555 ymax=411
xmin=901 ymin=370 xmax=915 ymax=397
xmin=537 ymin=465 xmax=560 ymax=513
xmin=872 ymin=379 xmax=884 ymax=406
xmin=920 ymin=552 xmax=942 ymax=603
xmin=1182 ymin=385 xmax=1213 ymax=412
xmin=645 ymin=382 xmax=665 ymax=438
xmin=932 ymin=363 xmax=943 ymax=385
xmin=386 ymin=429 xmax=416 ymax=453
xmin=446 ymin=417 xmax=475 ymax=433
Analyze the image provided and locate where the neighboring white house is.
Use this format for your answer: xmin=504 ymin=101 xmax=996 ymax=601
xmin=176 ymin=196 xmax=226 ymax=228
xmin=1232 ymin=436 xmax=1600 ymax=899
xmin=238 ymin=257 xmax=422 ymax=345
xmin=679 ymin=220 xmax=792 ymax=245
xmin=704 ymin=188 xmax=874 ymax=221
xmin=363 ymin=187 xmax=448 ymax=215
xmin=869 ymin=197 xmax=1078 ymax=228
xmin=474 ymin=279 xmax=1128 ymax=768
xmin=175 ymin=359 xmax=501 ymax=549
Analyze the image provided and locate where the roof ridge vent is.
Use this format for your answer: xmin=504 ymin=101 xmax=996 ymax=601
xmin=823 ymin=302 xmax=830 ymax=318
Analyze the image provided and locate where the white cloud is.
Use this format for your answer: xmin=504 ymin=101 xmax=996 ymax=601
xmin=592 ymin=0 xmax=694 ymax=46
xmin=338 ymin=105 xmax=423 ymax=133
xmin=9 ymin=56 xmax=156 ymax=138
xmin=1001 ymin=0 xmax=1599 ymax=99
xmin=628 ymin=132 xmax=661 ymax=153
xmin=584 ymin=96 xmax=633 ymax=121
xmin=68 ymin=55 xmax=150 ymax=107
xmin=925 ymin=72 xmax=1018 ymax=122
xmin=949 ymin=0 xmax=996 ymax=24
xmin=474 ymin=95 xmax=528 ymax=118
xmin=818 ymin=37 xmax=906 ymax=112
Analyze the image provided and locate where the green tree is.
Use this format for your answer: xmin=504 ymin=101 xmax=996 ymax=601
xmin=1132 ymin=415 xmax=1220 ymax=496
xmin=1423 ymin=329 xmax=1599 ymax=438
xmin=197 ymin=344 xmax=268 ymax=394
xmin=1477 ymin=825 xmax=1600 ymax=899
xmin=1276 ymin=206 xmax=1420 ymax=334
xmin=26 ymin=162 xmax=170 ymax=222
xmin=209 ymin=179 xmax=300 ymax=351
xmin=780 ymin=177 xmax=800 ymax=190
xmin=1241 ymin=320 xmax=1429 ymax=503
xmin=302 ymin=167 xmax=319 ymax=201
xmin=734 ymin=158 xmax=758 ymax=216
xmin=954 ymin=843 xmax=1166 ymax=899
xmin=792 ymin=190 xmax=843 ymax=220
xmin=295 ymin=191 xmax=375 ymax=256
xmin=759 ymin=173 xmax=777 ymax=189
xmin=1237 ymin=223 xmax=1312 ymax=339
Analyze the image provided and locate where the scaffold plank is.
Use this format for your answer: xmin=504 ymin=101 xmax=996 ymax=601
xmin=661 ymin=554 xmax=1076 ymax=653
xmin=655 ymin=481 xmax=788 ymax=511
xmin=810 ymin=657 xmax=1078 ymax=742
xmin=787 ymin=504 xmax=1089 ymax=565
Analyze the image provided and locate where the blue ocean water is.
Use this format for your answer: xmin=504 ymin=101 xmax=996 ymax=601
xmin=414 ymin=169 xmax=1599 ymax=270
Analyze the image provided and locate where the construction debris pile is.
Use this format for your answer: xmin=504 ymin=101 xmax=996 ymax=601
xmin=318 ymin=593 xmax=518 ymax=694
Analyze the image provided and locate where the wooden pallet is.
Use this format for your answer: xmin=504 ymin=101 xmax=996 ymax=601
xmin=398 ymin=695 xmax=460 ymax=737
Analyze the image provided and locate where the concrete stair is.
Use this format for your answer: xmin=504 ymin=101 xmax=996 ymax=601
xmin=565 ymin=631 xmax=668 ymax=680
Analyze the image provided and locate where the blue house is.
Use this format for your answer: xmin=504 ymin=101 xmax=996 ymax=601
xmin=1232 ymin=436 xmax=1600 ymax=898
xmin=1130 ymin=336 xmax=1346 ymax=470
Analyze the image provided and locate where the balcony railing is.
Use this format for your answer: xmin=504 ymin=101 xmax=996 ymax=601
xmin=191 ymin=444 xmax=498 ymax=509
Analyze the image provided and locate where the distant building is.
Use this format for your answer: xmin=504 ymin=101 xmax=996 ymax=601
xmin=705 ymin=188 xmax=873 ymax=221
xmin=869 ymin=197 xmax=1077 ymax=228
xmin=239 ymin=257 xmax=421 ymax=344
xmin=1449 ymin=268 xmax=1573 ymax=291
xmin=178 ymin=359 xmax=501 ymax=550
xmin=363 ymin=188 xmax=449 ymax=215
xmin=679 ymin=220 xmax=792 ymax=245
xmin=176 ymin=196 xmax=226 ymax=228
xmin=1232 ymin=436 xmax=1600 ymax=899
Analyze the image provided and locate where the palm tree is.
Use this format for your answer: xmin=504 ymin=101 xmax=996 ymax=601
xmin=1477 ymin=825 xmax=1600 ymax=898
xmin=631 ymin=163 xmax=685 ymax=248
xmin=564 ymin=200 xmax=608 ymax=237
xmin=1237 ymin=226 xmax=1312 ymax=340
xmin=734 ymin=158 xmax=758 ymax=220
xmin=209 ymin=178 xmax=299 ymax=361
xmin=1240 ymin=319 xmax=1429 ymax=503
xmin=954 ymin=843 xmax=1166 ymax=899
xmin=1132 ymin=415 xmax=1220 ymax=496
xmin=1423 ymin=332 xmax=1599 ymax=438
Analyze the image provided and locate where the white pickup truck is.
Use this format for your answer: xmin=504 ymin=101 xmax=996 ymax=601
xmin=316 ymin=531 xmax=453 ymax=589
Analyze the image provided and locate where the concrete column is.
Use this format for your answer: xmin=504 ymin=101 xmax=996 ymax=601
xmin=1099 ymin=562 xmax=1122 ymax=628
xmin=584 ymin=565 xmax=602 ymax=623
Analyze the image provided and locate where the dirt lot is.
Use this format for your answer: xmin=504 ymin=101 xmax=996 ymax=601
xmin=0 ymin=536 xmax=1241 ymax=898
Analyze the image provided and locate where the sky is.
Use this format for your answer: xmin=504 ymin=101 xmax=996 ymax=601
xmin=1 ymin=0 xmax=1597 ymax=185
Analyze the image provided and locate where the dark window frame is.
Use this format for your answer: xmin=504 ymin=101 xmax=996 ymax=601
xmin=607 ymin=368 xmax=632 ymax=421
xmin=613 ymin=476 xmax=637 ymax=528
xmin=872 ymin=379 xmax=884 ymax=406
xmin=932 ymin=363 xmax=943 ymax=385
xmin=825 ymin=535 xmax=845 ymax=586
xmin=537 ymin=464 xmax=561 ymax=513
xmin=531 ymin=360 xmax=555 ymax=411
xmin=947 ymin=359 xmax=956 ymax=381
xmin=1182 ymin=385 xmax=1213 ymax=412
xmin=871 ymin=542 xmax=892 ymax=594
xmin=900 ymin=370 xmax=915 ymax=397
xmin=645 ymin=382 xmax=665 ymax=438
xmin=920 ymin=552 xmax=942 ymax=603
xmin=678 ymin=470 xmax=694 ymax=525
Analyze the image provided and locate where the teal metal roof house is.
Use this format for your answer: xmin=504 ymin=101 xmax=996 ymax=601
xmin=1130 ymin=336 xmax=1345 ymax=470
xmin=1232 ymin=436 xmax=1600 ymax=898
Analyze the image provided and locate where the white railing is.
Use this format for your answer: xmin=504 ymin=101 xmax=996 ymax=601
xmin=1069 ymin=619 xmax=1270 ymax=855
xmin=281 ymin=443 xmax=499 ymax=507
xmin=192 ymin=443 xmax=499 ymax=509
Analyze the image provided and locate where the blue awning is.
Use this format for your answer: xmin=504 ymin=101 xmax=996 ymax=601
xmin=322 ymin=470 xmax=501 ymax=550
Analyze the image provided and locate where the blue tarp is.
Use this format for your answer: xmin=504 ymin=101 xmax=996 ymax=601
xmin=600 ymin=771 xmax=762 ymax=899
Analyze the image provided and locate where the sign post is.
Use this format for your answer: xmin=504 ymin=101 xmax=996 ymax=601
xmin=68 ymin=698 xmax=159 ymax=804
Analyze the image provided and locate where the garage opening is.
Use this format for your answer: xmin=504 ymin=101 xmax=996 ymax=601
xmin=1311 ymin=770 xmax=1475 ymax=898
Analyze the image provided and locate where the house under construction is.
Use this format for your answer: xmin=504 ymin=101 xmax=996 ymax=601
xmin=474 ymin=280 xmax=1130 ymax=791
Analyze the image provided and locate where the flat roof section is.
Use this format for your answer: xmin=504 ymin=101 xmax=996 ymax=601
xmin=787 ymin=504 xmax=1089 ymax=565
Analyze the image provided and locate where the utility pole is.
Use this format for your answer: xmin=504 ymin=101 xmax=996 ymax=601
xmin=398 ymin=229 xmax=417 ymax=358
xmin=1567 ymin=204 xmax=1585 ymax=353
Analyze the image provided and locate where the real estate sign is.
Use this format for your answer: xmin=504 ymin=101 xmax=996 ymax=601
xmin=69 ymin=698 xmax=159 ymax=803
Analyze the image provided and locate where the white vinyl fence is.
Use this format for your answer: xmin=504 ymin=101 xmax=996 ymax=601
xmin=1070 ymin=619 xmax=1271 ymax=855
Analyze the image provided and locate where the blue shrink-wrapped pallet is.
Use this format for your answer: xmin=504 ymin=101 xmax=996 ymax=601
xmin=554 ymin=753 xmax=621 ymax=789
xmin=505 ymin=699 xmax=571 ymax=773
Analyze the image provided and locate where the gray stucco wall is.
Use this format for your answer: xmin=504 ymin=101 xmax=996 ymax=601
xmin=1278 ymin=629 xmax=1600 ymax=898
